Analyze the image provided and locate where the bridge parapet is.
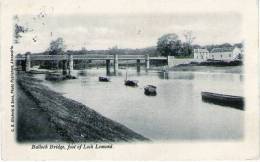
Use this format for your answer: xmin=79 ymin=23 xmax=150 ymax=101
xmin=16 ymin=55 xmax=26 ymax=61
xmin=73 ymin=54 xmax=113 ymax=60
xmin=30 ymin=55 xmax=68 ymax=61
xmin=118 ymin=55 xmax=145 ymax=60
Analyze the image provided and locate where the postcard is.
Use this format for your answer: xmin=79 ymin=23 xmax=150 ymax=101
xmin=1 ymin=0 xmax=259 ymax=160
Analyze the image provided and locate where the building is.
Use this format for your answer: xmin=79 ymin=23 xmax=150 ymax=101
xmin=209 ymin=47 xmax=242 ymax=61
xmin=193 ymin=48 xmax=210 ymax=61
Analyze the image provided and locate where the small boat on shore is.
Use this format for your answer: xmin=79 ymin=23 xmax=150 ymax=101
xmin=99 ymin=76 xmax=110 ymax=82
xmin=78 ymin=70 xmax=87 ymax=76
xmin=46 ymin=73 xmax=76 ymax=81
xmin=125 ymin=80 xmax=138 ymax=87
xmin=45 ymin=73 xmax=66 ymax=81
xmin=201 ymin=91 xmax=244 ymax=110
xmin=144 ymin=85 xmax=157 ymax=96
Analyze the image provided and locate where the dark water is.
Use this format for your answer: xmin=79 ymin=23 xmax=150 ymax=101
xmin=35 ymin=68 xmax=244 ymax=141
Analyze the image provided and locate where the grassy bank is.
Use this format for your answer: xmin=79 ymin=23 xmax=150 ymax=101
xmin=16 ymin=72 xmax=149 ymax=143
xmin=170 ymin=65 xmax=243 ymax=73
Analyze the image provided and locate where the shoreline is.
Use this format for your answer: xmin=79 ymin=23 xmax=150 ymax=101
xmin=169 ymin=65 xmax=243 ymax=74
xmin=28 ymin=64 xmax=243 ymax=75
xmin=16 ymin=72 xmax=149 ymax=143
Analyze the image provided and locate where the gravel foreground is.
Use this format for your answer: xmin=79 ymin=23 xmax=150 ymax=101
xmin=16 ymin=72 xmax=149 ymax=143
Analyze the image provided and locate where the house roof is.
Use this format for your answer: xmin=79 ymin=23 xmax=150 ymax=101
xmin=194 ymin=48 xmax=209 ymax=53
xmin=210 ymin=47 xmax=235 ymax=53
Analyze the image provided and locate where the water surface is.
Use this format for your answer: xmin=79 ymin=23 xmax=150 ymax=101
xmin=35 ymin=68 xmax=244 ymax=141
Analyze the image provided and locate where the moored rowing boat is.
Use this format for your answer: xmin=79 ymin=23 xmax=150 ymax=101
xmin=201 ymin=91 xmax=244 ymax=110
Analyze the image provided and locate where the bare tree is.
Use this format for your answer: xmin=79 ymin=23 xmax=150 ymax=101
xmin=183 ymin=30 xmax=196 ymax=45
xmin=182 ymin=30 xmax=196 ymax=56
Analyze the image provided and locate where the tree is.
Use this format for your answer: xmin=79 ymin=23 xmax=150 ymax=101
xmin=108 ymin=45 xmax=119 ymax=55
xmin=234 ymin=43 xmax=243 ymax=48
xmin=183 ymin=30 xmax=196 ymax=45
xmin=13 ymin=15 xmax=32 ymax=44
xmin=44 ymin=37 xmax=66 ymax=69
xmin=157 ymin=33 xmax=182 ymax=56
xmin=218 ymin=43 xmax=232 ymax=48
xmin=182 ymin=30 xmax=196 ymax=56
xmin=48 ymin=37 xmax=66 ymax=55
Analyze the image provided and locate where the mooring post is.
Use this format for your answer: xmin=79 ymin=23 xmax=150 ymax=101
xmin=145 ymin=54 xmax=150 ymax=71
xmin=106 ymin=59 xmax=111 ymax=75
xmin=114 ymin=54 xmax=118 ymax=75
xmin=68 ymin=54 xmax=73 ymax=75
xmin=62 ymin=60 xmax=67 ymax=75
xmin=21 ymin=60 xmax=26 ymax=71
xmin=25 ymin=53 xmax=31 ymax=72
xmin=137 ymin=59 xmax=141 ymax=73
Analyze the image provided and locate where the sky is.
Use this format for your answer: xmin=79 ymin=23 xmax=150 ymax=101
xmin=14 ymin=13 xmax=242 ymax=54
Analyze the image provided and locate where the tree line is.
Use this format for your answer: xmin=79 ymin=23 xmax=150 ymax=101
xmin=19 ymin=32 xmax=243 ymax=58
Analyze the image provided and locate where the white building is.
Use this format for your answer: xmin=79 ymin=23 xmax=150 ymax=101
xmin=209 ymin=47 xmax=242 ymax=61
xmin=193 ymin=48 xmax=210 ymax=61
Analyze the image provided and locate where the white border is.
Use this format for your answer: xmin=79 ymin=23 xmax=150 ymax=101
xmin=1 ymin=0 xmax=259 ymax=160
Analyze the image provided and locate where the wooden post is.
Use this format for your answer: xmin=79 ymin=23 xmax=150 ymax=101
xmin=106 ymin=59 xmax=110 ymax=75
xmin=25 ymin=53 xmax=31 ymax=72
xmin=21 ymin=60 xmax=26 ymax=71
xmin=114 ymin=54 xmax=118 ymax=75
xmin=68 ymin=54 xmax=73 ymax=75
xmin=145 ymin=54 xmax=150 ymax=71
xmin=137 ymin=59 xmax=141 ymax=73
xmin=62 ymin=60 xmax=67 ymax=75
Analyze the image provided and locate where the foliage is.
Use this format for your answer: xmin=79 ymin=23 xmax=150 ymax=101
xmin=157 ymin=33 xmax=182 ymax=56
xmin=40 ymin=38 xmax=66 ymax=69
xmin=48 ymin=37 xmax=66 ymax=55
xmin=108 ymin=45 xmax=119 ymax=55
xmin=14 ymin=15 xmax=31 ymax=44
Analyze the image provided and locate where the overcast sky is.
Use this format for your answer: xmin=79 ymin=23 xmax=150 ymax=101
xmin=14 ymin=13 xmax=242 ymax=54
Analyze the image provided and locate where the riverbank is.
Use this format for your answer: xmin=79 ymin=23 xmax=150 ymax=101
xmin=170 ymin=65 xmax=243 ymax=73
xmin=16 ymin=72 xmax=149 ymax=142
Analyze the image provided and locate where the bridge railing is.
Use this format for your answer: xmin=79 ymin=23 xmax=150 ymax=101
xmin=73 ymin=54 xmax=113 ymax=60
xmin=16 ymin=55 xmax=26 ymax=61
xmin=118 ymin=55 xmax=145 ymax=60
xmin=30 ymin=55 xmax=68 ymax=61
xmin=16 ymin=54 xmax=150 ymax=61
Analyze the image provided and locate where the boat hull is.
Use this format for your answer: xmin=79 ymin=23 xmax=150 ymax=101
xmin=125 ymin=80 xmax=138 ymax=87
xmin=99 ymin=77 xmax=110 ymax=82
xmin=201 ymin=92 xmax=244 ymax=110
xmin=144 ymin=85 xmax=157 ymax=96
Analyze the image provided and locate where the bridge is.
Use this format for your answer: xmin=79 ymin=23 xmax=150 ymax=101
xmin=16 ymin=54 xmax=175 ymax=75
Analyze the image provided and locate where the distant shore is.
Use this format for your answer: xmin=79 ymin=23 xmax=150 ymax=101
xmin=16 ymin=72 xmax=149 ymax=142
xmin=169 ymin=64 xmax=243 ymax=74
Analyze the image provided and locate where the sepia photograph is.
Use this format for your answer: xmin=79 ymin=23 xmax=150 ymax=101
xmin=14 ymin=12 xmax=244 ymax=142
xmin=1 ymin=0 xmax=259 ymax=160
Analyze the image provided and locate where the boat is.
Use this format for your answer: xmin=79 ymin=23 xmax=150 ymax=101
xmin=99 ymin=76 xmax=110 ymax=82
xmin=45 ymin=73 xmax=66 ymax=81
xmin=201 ymin=91 xmax=244 ymax=110
xmin=45 ymin=72 xmax=77 ymax=81
xmin=78 ymin=70 xmax=87 ymax=76
xmin=125 ymin=80 xmax=138 ymax=87
xmin=144 ymin=85 xmax=157 ymax=96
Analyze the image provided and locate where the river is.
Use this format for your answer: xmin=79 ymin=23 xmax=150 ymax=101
xmin=35 ymin=68 xmax=244 ymax=141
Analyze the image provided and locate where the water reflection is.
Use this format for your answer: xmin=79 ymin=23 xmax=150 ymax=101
xmin=35 ymin=68 xmax=244 ymax=141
